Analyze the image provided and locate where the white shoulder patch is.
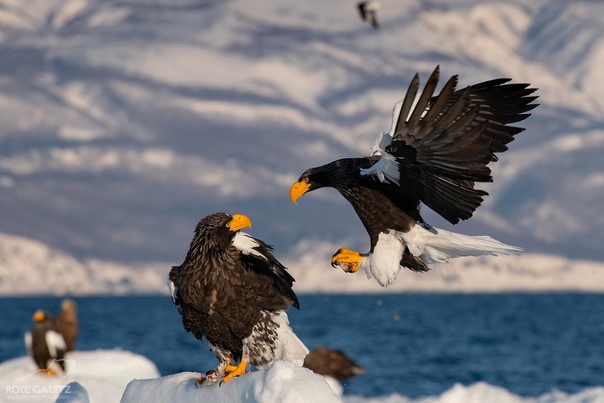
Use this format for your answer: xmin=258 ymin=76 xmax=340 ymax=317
xmin=167 ymin=278 xmax=178 ymax=306
xmin=368 ymin=131 xmax=393 ymax=156
xmin=232 ymin=232 xmax=266 ymax=259
xmin=46 ymin=330 xmax=67 ymax=358
xmin=359 ymin=152 xmax=400 ymax=185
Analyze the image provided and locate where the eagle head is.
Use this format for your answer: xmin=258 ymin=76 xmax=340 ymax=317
xmin=192 ymin=212 xmax=252 ymax=250
xmin=290 ymin=159 xmax=368 ymax=203
xmin=32 ymin=310 xmax=51 ymax=323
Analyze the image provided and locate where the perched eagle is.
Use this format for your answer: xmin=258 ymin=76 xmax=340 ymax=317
xmin=25 ymin=310 xmax=67 ymax=375
xmin=357 ymin=1 xmax=380 ymax=30
xmin=304 ymin=347 xmax=365 ymax=380
xmin=290 ymin=66 xmax=538 ymax=287
xmin=55 ymin=299 xmax=78 ymax=353
xmin=168 ymin=212 xmax=308 ymax=385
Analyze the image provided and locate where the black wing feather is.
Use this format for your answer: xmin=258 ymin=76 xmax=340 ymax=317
xmin=240 ymin=236 xmax=300 ymax=310
xmin=387 ymin=66 xmax=538 ymax=224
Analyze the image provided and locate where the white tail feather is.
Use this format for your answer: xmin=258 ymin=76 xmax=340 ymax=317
xmin=272 ymin=311 xmax=309 ymax=367
xmin=403 ymin=223 xmax=522 ymax=265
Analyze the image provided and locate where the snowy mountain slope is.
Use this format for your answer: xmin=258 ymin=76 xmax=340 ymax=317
xmin=0 ymin=0 xmax=603 ymax=294
xmin=0 ymin=232 xmax=166 ymax=295
xmin=1 ymin=231 xmax=603 ymax=296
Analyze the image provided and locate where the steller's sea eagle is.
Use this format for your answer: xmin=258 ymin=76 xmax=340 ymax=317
xmin=304 ymin=347 xmax=365 ymax=380
xmin=25 ymin=310 xmax=67 ymax=375
xmin=168 ymin=212 xmax=308 ymax=385
xmin=290 ymin=65 xmax=538 ymax=287
xmin=55 ymin=299 xmax=78 ymax=353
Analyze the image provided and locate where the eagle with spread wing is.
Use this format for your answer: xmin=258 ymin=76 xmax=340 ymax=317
xmin=169 ymin=212 xmax=308 ymax=385
xmin=290 ymin=66 xmax=538 ymax=287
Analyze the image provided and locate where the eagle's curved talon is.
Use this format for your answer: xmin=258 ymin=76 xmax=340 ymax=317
xmin=221 ymin=359 xmax=248 ymax=384
xmin=331 ymin=248 xmax=362 ymax=273
xmin=195 ymin=376 xmax=206 ymax=388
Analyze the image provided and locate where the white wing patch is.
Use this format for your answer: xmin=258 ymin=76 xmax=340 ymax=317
xmin=360 ymin=100 xmax=403 ymax=185
xmin=46 ymin=330 xmax=67 ymax=358
xmin=167 ymin=277 xmax=179 ymax=310
xmin=232 ymin=232 xmax=266 ymax=260
xmin=368 ymin=131 xmax=393 ymax=156
xmin=359 ymin=152 xmax=400 ymax=185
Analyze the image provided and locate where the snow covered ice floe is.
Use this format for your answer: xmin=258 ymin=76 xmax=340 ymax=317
xmin=120 ymin=361 xmax=341 ymax=403
xmin=121 ymin=373 xmax=604 ymax=403
xmin=3 ymin=349 xmax=603 ymax=403
xmin=344 ymin=382 xmax=604 ymax=403
xmin=0 ymin=349 xmax=159 ymax=403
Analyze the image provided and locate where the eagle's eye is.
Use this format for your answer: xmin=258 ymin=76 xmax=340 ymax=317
xmin=303 ymin=177 xmax=310 ymax=183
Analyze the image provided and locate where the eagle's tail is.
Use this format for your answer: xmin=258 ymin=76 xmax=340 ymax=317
xmin=273 ymin=311 xmax=309 ymax=367
xmin=404 ymin=223 xmax=522 ymax=266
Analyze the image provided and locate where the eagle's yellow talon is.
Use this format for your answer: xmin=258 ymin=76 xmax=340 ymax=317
xmin=331 ymin=248 xmax=362 ymax=273
xmin=222 ymin=359 xmax=248 ymax=384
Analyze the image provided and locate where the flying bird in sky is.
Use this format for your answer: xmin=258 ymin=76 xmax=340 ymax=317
xmin=25 ymin=310 xmax=67 ymax=375
xmin=290 ymin=66 xmax=538 ymax=287
xmin=357 ymin=1 xmax=380 ymax=30
xmin=169 ymin=212 xmax=308 ymax=385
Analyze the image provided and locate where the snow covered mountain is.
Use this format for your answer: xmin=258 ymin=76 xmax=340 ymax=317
xmin=0 ymin=0 xmax=602 ymax=294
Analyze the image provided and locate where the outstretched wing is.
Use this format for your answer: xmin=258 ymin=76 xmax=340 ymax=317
xmin=233 ymin=232 xmax=300 ymax=309
xmin=368 ymin=65 xmax=537 ymax=224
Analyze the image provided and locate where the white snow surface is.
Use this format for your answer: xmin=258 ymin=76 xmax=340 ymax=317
xmin=120 ymin=361 xmax=341 ymax=403
xmin=0 ymin=349 xmax=159 ymax=403
xmin=1 ymin=350 xmax=603 ymax=403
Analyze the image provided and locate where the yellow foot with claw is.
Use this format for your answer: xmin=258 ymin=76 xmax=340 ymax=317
xmin=331 ymin=247 xmax=363 ymax=273
xmin=221 ymin=359 xmax=248 ymax=384
xmin=40 ymin=369 xmax=55 ymax=376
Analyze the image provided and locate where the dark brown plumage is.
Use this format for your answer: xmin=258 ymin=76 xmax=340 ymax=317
xmin=169 ymin=212 xmax=308 ymax=385
xmin=303 ymin=347 xmax=365 ymax=380
xmin=25 ymin=310 xmax=67 ymax=375
xmin=290 ymin=66 xmax=538 ymax=286
xmin=55 ymin=299 xmax=78 ymax=352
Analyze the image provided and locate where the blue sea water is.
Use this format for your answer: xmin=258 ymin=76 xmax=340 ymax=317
xmin=1 ymin=293 xmax=603 ymax=399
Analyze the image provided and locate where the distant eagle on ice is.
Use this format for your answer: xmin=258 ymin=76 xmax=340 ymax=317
xmin=169 ymin=212 xmax=308 ymax=385
xmin=55 ymin=299 xmax=78 ymax=353
xmin=25 ymin=310 xmax=67 ymax=375
xmin=304 ymin=347 xmax=366 ymax=380
xmin=290 ymin=65 xmax=538 ymax=287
